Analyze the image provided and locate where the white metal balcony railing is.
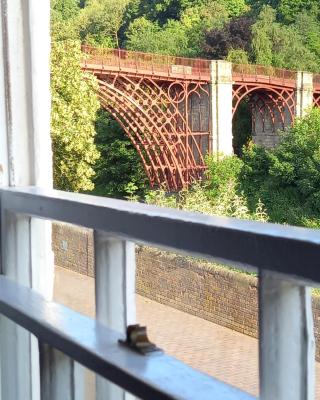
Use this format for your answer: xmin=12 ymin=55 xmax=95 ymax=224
xmin=0 ymin=186 xmax=317 ymax=400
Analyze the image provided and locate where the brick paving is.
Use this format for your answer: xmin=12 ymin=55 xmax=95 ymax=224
xmin=54 ymin=266 xmax=320 ymax=398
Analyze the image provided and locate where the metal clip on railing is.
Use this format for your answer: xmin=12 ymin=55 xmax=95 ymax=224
xmin=119 ymin=324 xmax=162 ymax=355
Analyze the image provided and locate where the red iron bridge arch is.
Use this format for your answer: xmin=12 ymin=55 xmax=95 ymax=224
xmin=82 ymin=45 xmax=320 ymax=191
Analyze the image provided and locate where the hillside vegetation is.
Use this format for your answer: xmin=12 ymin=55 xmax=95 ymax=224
xmin=52 ymin=0 xmax=320 ymax=70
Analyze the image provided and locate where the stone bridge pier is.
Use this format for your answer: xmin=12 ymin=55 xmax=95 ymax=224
xmin=211 ymin=63 xmax=314 ymax=152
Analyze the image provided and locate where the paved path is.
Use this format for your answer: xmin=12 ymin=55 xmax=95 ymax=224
xmin=54 ymin=266 xmax=320 ymax=398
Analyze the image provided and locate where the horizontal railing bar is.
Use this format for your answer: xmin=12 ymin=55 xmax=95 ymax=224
xmin=2 ymin=187 xmax=320 ymax=283
xmin=0 ymin=275 xmax=254 ymax=400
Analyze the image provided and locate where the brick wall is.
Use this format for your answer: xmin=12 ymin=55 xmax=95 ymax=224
xmin=136 ymin=248 xmax=259 ymax=338
xmin=52 ymin=223 xmax=95 ymax=277
xmin=52 ymin=222 xmax=320 ymax=359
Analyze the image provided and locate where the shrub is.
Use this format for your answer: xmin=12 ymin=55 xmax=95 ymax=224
xmin=144 ymin=180 xmax=268 ymax=222
xmin=269 ymin=109 xmax=320 ymax=211
xmin=239 ymin=109 xmax=320 ymax=227
xmin=205 ymin=153 xmax=244 ymax=197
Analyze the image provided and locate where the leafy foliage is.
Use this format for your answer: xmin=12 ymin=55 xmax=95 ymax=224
xmin=276 ymin=0 xmax=319 ymax=23
xmin=144 ymin=180 xmax=269 ymax=222
xmin=251 ymin=6 xmax=319 ymax=71
xmin=240 ymin=109 xmax=320 ymax=227
xmin=77 ymin=0 xmax=130 ymax=47
xmin=125 ymin=17 xmax=190 ymax=55
xmin=51 ymin=0 xmax=81 ymax=41
xmin=269 ymin=110 xmax=320 ymax=211
xmin=202 ymin=16 xmax=253 ymax=60
xmin=51 ymin=0 xmax=80 ymax=20
xmin=205 ymin=153 xmax=244 ymax=196
xmin=126 ymin=1 xmax=229 ymax=57
xmin=93 ymin=109 xmax=148 ymax=198
xmin=51 ymin=41 xmax=100 ymax=191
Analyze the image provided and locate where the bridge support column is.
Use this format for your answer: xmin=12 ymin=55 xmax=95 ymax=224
xmin=295 ymin=72 xmax=313 ymax=118
xmin=210 ymin=61 xmax=233 ymax=155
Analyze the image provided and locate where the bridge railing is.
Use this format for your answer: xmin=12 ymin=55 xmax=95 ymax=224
xmin=82 ymin=45 xmax=211 ymax=79
xmin=232 ymin=63 xmax=296 ymax=86
xmin=314 ymin=74 xmax=320 ymax=91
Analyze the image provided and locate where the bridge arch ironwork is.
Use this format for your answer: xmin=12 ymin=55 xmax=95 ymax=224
xmin=232 ymin=84 xmax=296 ymax=134
xmin=97 ymin=75 xmax=210 ymax=191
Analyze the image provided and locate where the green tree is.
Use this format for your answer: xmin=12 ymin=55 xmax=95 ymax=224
xmin=251 ymin=6 xmax=318 ymax=71
xmin=93 ymin=110 xmax=148 ymax=198
xmin=180 ymin=1 xmax=229 ymax=56
xmin=122 ymin=0 xmax=186 ymax=25
xmin=240 ymin=109 xmax=320 ymax=226
xmin=277 ymin=0 xmax=319 ymax=23
xmin=294 ymin=12 xmax=320 ymax=69
xmin=78 ymin=0 xmax=130 ymax=47
xmin=125 ymin=1 xmax=229 ymax=57
xmin=52 ymin=0 xmax=80 ymax=20
xmin=269 ymin=109 xmax=320 ymax=211
xmin=226 ymin=48 xmax=249 ymax=63
xmin=125 ymin=17 xmax=190 ymax=55
xmin=251 ymin=6 xmax=274 ymax=65
xmin=219 ymin=0 xmax=249 ymax=17
xmin=246 ymin=0 xmax=319 ymax=21
xmin=51 ymin=0 xmax=80 ymax=41
xmin=51 ymin=41 xmax=100 ymax=191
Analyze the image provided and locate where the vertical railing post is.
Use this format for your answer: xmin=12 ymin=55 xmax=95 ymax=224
xmin=259 ymin=270 xmax=315 ymax=400
xmin=118 ymin=48 xmax=121 ymax=70
xmin=40 ymin=345 xmax=85 ymax=400
xmin=94 ymin=232 xmax=136 ymax=400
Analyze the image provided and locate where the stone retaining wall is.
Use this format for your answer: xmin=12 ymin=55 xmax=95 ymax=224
xmin=136 ymin=248 xmax=259 ymax=338
xmin=52 ymin=222 xmax=320 ymax=359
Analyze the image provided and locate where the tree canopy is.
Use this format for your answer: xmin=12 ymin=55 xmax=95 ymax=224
xmin=51 ymin=41 xmax=100 ymax=191
xmin=52 ymin=0 xmax=320 ymax=72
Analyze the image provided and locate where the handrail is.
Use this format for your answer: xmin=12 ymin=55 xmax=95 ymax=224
xmin=2 ymin=186 xmax=320 ymax=283
xmin=232 ymin=63 xmax=296 ymax=82
xmin=0 ymin=275 xmax=254 ymax=400
xmin=314 ymin=74 xmax=320 ymax=89
xmin=82 ymin=45 xmax=303 ymax=84
xmin=81 ymin=45 xmax=211 ymax=78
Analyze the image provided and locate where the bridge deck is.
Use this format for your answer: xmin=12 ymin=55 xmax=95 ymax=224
xmin=82 ymin=46 xmax=299 ymax=88
xmin=82 ymin=46 xmax=211 ymax=82
xmin=83 ymin=62 xmax=211 ymax=82
xmin=232 ymin=64 xmax=296 ymax=88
